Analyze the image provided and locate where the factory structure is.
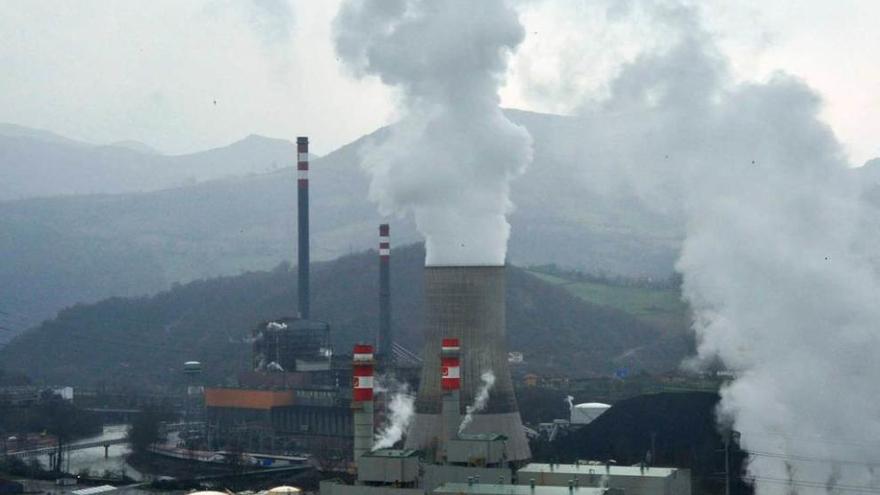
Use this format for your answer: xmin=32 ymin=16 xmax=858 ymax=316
xmin=321 ymin=341 xmax=691 ymax=495
xmin=203 ymin=138 xmax=352 ymax=459
xmin=195 ymin=135 xmax=691 ymax=494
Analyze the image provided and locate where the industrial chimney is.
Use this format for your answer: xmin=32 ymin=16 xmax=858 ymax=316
xmin=297 ymin=136 xmax=310 ymax=319
xmin=440 ymin=337 xmax=461 ymax=459
xmin=406 ymin=266 xmax=531 ymax=461
xmin=377 ymin=224 xmax=393 ymax=369
xmin=352 ymin=344 xmax=375 ymax=462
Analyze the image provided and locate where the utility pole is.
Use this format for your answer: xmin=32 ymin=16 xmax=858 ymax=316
xmin=722 ymin=430 xmax=740 ymax=495
xmin=723 ymin=432 xmax=731 ymax=495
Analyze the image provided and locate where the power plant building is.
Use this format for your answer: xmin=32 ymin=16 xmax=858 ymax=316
xmin=203 ymin=137 xmax=352 ymax=460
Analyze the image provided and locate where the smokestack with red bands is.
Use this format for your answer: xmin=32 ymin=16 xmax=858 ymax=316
xmin=297 ymin=137 xmax=310 ymax=319
xmin=441 ymin=338 xmax=461 ymax=457
xmin=378 ymin=224 xmax=393 ymax=368
xmin=352 ymin=344 xmax=374 ymax=462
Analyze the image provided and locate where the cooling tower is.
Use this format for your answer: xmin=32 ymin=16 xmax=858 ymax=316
xmin=405 ymin=266 xmax=530 ymax=461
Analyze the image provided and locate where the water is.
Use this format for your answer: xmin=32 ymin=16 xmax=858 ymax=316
xmin=37 ymin=425 xmax=144 ymax=481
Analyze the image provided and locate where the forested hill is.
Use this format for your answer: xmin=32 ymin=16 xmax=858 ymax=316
xmin=0 ymin=244 xmax=691 ymax=388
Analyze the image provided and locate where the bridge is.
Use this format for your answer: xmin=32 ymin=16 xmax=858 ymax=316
xmin=4 ymin=438 xmax=128 ymax=458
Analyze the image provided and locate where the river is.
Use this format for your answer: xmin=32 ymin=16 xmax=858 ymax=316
xmin=36 ymin=425 xmax=144 ymax=481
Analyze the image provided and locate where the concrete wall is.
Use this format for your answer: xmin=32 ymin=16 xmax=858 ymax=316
xmin=359 ymin=454 xmax=420 ymax=484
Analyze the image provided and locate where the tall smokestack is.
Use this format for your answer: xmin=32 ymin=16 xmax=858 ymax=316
xmin=440 ymin=337 xmax=461 ymax=460
xmin=378 ymin=224 xmax=393 ymax=368
xmin=405 ymin=266 xmax=530 ymax=461
xmin=352 ymin=344 xmax=374 ymax=463
xmin=297 ymin=136 xmax=310 ymax=319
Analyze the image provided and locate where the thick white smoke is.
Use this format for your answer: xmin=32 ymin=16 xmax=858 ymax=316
xmin=459 ymin=370 xmax=496 ymax=434
xmin=373 ymin=376 xmax=415 ymax=450
xmin=333 ymin=0 xmax=532 ymax=266
xmin=550 ymin=3 xmax=880 ymax=493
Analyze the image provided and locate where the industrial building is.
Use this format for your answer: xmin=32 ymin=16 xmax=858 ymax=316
xmin=203 ymin=137 xmax=352 ymax=460
xmin=201 ymin=141 xmax=418 ymax=463
xmin=321 ymin=341 xmax=519 ymax=495
xmin=516 ymin=463 xmax=690 ymax=495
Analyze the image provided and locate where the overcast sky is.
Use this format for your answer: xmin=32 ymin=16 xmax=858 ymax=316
xmin=1 ymin=0 xmax=877 ymax=164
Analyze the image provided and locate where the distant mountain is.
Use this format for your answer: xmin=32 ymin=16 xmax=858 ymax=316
xmin=0 ymin=125 xmax=297 ymax=200
xmin=105 ymin=140 xmax=160 ymax=154
xmin=0 ymin=110 xmax=687 ymax=337
xmin=0 ymin=123 xmax=91 ymax=148
xmin=0 ymin=244 xmax=689 ymax=387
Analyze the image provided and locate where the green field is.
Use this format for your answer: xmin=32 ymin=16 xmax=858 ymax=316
xmin=528 ymin=270 xmax=689 ymax=330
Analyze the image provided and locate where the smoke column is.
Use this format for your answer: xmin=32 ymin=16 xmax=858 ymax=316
xmin=545 ymin=2 xmax=880 ymax=493
xmin=333 ymin=0 xmax=532 ymax=266
xmin=459 ymin=370 xmax=495 ymax=434
xmin=373 ymin=376 xmax=415 ymax=450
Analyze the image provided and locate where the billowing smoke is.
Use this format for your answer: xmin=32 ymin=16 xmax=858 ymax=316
xmin=373 ymin=376 xmax=415 ymax=450
xmin=333 ymin=0 xmax=532 ymax=266
xmin=459 ymin=370 xmax=496 ymax=434
xmin=547 ymin=2 xmax=880 ymax=493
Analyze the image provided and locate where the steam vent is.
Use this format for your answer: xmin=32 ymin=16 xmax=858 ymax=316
xmin=406 ymin=266 xmax=531 ymax=461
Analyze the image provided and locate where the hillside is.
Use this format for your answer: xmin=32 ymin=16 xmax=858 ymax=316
xmin=528 ymin=267 xmax=689 ymax=329
xmin=0 ymin=244 xmax=692 ymax=388
xmin=0 ymin=110 xmax=682 ymax=335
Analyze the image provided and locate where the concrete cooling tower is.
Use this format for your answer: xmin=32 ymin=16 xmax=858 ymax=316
xmin=405 ymin=266 xmax=531 ymax=461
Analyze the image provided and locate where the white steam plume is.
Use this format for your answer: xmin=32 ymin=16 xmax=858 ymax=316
xmin=459 ymin=370 xmax=495 ymax=434
xmin=333 ymin=0 xmax=532 ymax=266
xmin=373 ymin=376 xmax=415 ymax=450
xmin=550 ymin=2 xmax=880 ymax=493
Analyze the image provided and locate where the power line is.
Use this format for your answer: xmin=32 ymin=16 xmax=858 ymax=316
xmin=709 ymin=474 xmax=880 ymax=494
xmin=739 ymin=428 xmax=880 ymax=450
xmin=746 ymin=449 xmax=880 ymax=468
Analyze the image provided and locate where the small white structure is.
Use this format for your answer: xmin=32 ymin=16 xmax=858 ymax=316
xmin=570 ymin=403 xmax=610 ymax=425
xmin=52 ymin=386 xmax=74 ymax=401
xmin=268 ymin=487 xmax=302 ymax=495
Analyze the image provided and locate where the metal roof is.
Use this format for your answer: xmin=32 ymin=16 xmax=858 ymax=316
xmin=518 ymin=463 xmax=680 ymax=479
xmin=363 ymin=448 xmax=420 ymax=458
xmin=434 ymin=483 xmax=607 ymax=495
xmin=456 ymin=433 xmax=507 ymax=441
xmin=71 ymin=485 xmax=117 ymax=495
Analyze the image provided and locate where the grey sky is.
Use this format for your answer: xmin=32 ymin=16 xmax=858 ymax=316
xmin=1 ymin=0 xmax=877 ymax=163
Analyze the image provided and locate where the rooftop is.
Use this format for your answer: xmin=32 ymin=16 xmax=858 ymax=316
xmin=518 ymin=463 xmax=681 ymax=479
xmin=456 ymin=433 xmax=507 ymax=442
xmin=363 ymin=448 xmax=420 ymax=458
xmin=434 ymin=483 xmax=608 ymax=495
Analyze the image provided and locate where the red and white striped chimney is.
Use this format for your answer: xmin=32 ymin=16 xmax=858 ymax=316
xmin=441 ymin=338 xmax=461 ymax=456
xmin=352 ymin=344 xmax=375 ymax=462
xmin=441 ymin=338 xmax=461 ymax=392
xmin=296 ymin=137 xmax=310 ymax=319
